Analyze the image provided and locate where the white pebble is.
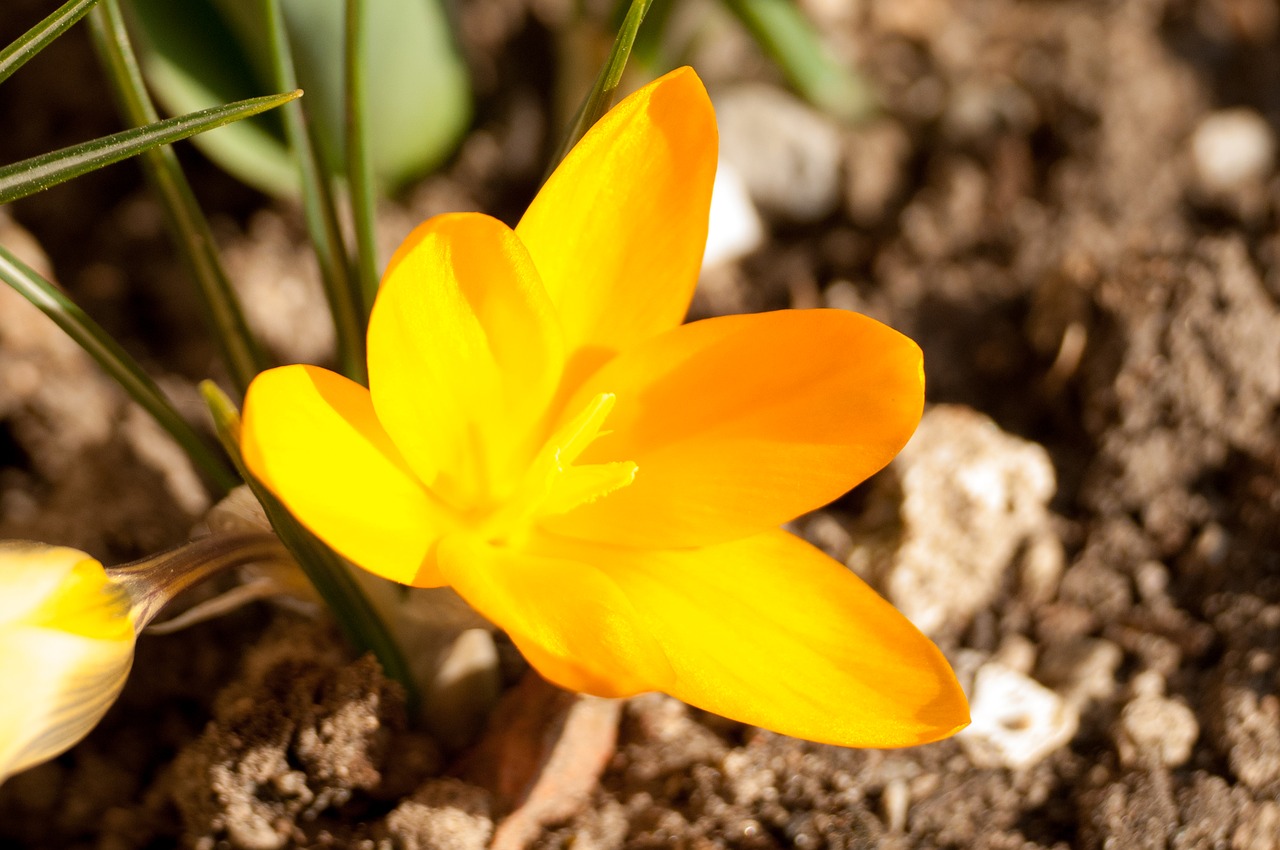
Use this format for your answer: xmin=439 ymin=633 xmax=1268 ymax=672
xmin=1191 ymin=108 xmax=1275 ymax=193
xmin=960 ymin=662 xmax=1079 ymax=770
xmin=702 ymin=162 xmax=766 ymax=270
xmin=716 ymin=85 xmax=843 ymax=222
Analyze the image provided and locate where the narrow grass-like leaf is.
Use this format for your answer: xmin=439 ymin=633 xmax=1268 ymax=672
xmin=262 ymin=0 xmax=366 ymax=383
xmin=722 ymin=0 xmax=875 ymax=124
xmin=0 ymin=0 xmax=100 ymax=86
xmin=548 ymin=0 xmax=652 ymax=174
xmin=345 ymin=0 xmax=379 ymax=323
xmin=628 ymin=0 xmax=675 ymax=72
xmin=0 ymin=90 xmax=300 ymax=205
xmin=125 ymin=0 xmax=299 ymax=196
xmin=89 ymin=0 xmax=268 ymax=399
xmin=201 ymin=381 xmax=417 ymax=706
xmin=0 ymin=244 xmax=237 ymax=493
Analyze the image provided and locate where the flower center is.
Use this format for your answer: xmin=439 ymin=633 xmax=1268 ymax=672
xmin=475 ymin=392 xmax=636 ymax=546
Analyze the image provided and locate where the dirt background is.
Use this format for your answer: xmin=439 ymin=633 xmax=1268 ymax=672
xmin=2 ymin=0 xmax=1280 ymax=847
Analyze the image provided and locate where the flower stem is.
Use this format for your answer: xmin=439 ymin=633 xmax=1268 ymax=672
xmin=109 ymin=531 xmax=290 ymax=631
xmin=87 ymin=0 xmax=270 ymax=399
xmin=200 ymin=381 xmax=418 ymax=708
xmin=262 ymin=0 xmax=367 ymax=384
xmin=345 ymin=0 xmax=380 ymax=325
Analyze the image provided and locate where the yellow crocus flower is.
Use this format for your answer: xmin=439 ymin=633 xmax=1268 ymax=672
xmin=0 ymin=542 xmax=135 ymax=783
xmin=241 ymin=67 xmax=969 ymax=747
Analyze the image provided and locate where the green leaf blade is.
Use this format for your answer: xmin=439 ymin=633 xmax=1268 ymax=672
xmin=88 ymin=0 xmax=270 ymax=398
xmin=549 ymin=0 xmax=652 ymax=175
xmin=0 ymin=244 xmax=238 ymax=493
xmin=0 ymin=0 xmax=101 ymax=86
xmin=723 ymin=0 xmax=875 ymax=124
xmin=200 ymin=380 xmax=417 ymax=708
xmin=0 ymin=89 xmax=301 ymax=205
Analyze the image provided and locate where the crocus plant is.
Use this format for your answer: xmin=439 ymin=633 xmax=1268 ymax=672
xmin=241 ymin=68 xmax=968 ymax=747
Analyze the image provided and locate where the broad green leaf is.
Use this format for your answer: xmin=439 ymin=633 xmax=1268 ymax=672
xmin=123 ymin=0 xmax=471 ymax=196
xmin=278 ymin=0 xmax=471 ymax=188
xmin=124 ymin=0 xmax=297 ymax=195
xmin=0 ymin=0 xmax=100 ymax=86
xmin=0 ymin=90 xmax=300 ymax=205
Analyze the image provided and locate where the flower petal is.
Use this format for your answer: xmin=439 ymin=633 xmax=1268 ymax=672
xmin=0 ymin=627 xmax=134 ymax=781
xmin=541 ymin=309 xmax=925 ymax=548
xmin=436 ymin=533 xmax=674 ymax=698
xmin=241 ymin=365 xmax=448 ymax=586
xmin=516 ymin=67 xmax=717 ymax=386
xmin=371 ymin=212 xmax=564 ymax=508
xmin=0 ymin=541 xmax=95 ymax=625
xmin=527 ymin=530 xmax=969 ymax=748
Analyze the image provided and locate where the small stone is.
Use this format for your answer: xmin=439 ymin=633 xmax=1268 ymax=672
xmin=384 ymin=779 xmax=493 ymax=850
xmin=1212 ymin=685 xmax=1280 ymax=795
xmin=1115 ymin=692 xmax=1199 ymax=768
xmin=422 ymin=628 xmax=502 ymax=751
xmin=702 ymin=162 xmax=766 ymax=269
xmin=1191 ymin=108 xmax=1276 ymax=194
xmin=716 ymin=85 xmax=843 ymax=222
xmin=881 ymin=778 xmax=909 ymax=834
xmin=960 ymin=662 xmax=1079 ymax=770
xmin=849 ymin=405 xmax=1059 ymax=637
xmin=1232 ymin=800 xmax=1280 ymax=850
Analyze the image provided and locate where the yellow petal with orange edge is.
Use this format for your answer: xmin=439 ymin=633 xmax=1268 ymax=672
xmin=541 ymin=309 xmax=924 ymax=548
xmin=371 ymin=213 xmax=564 ymax=509
xmin=516 ymin=67 xmax=717 ymax=388
xmin=525 ymin=529 xmax=969 ymax=748
xmin=436 ymin=532 xmax=674 ymax=699
xmin=241 ymin=365 xmax=448 ymax=586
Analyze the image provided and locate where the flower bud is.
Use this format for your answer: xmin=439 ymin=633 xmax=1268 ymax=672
xmin=0 ymin=542 xmax=135 ymax=783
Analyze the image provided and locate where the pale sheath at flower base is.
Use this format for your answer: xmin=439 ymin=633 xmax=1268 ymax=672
xmin=0 ymin=542 xmax=135 ymax=783
xmin=241 ymin=67 xmax=969 ymax=747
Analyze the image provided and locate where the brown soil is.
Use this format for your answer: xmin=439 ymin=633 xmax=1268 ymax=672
xmin=2 ymin=0 xmax=1280 ymax=847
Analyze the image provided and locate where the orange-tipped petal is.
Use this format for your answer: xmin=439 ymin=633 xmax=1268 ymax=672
xmin=516 ymin=67 xmax=717 ymax=386
xmin=371 ymin=212 xmax=565 ymax=509
xmin=541 ymin=309 xmax=925 ymax=548
xmin=527 ymin=530 xmax=969 ymax=748
xmin=241 ymin=365 xmax=448 ymax=586
xmin=436 ymin=533 xmax=673 ymax=698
